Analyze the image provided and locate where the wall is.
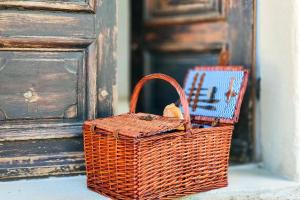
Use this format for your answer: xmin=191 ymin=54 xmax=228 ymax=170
xmin=116 ymin=0 xmax=130 ymax=113
xmin=295 ymin=0 xmax=300 ymax=182
xmin=257 ymin=0 xmax=300 ymax=181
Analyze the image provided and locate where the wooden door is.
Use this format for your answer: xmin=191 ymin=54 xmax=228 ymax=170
xmin=0 ymin=0 xmax=117 ymax=179
xmin=131 ymin=0 xmax=255 ymax=162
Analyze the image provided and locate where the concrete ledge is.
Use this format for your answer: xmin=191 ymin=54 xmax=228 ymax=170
xmin=183 ymin=164 xmax=300 ymax=200
xmin=1 ymin=164 xmax=299 ymax=200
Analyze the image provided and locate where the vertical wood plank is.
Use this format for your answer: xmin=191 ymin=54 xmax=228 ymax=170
xmin=95 ymin=0 xmax=118 ymax=117
xmin=86 ymin=42 xmax=97 ymax=119
xmin=228 ymin=0 xmax=255 ymax=162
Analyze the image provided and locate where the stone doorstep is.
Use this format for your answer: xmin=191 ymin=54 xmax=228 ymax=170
xmin=0 ymin=164 xmax=299 ymax=200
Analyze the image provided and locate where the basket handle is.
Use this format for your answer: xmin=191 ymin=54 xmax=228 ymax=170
xmin=130 ymin=73 xmax=192 ymax=132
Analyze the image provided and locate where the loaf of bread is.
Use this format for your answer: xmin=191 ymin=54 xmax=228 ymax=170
xmin=163 ymin=103 xmax=184 ymax=130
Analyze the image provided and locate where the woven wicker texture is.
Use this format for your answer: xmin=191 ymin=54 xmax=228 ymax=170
xmin=83 ymin=73 xmax=235 ymax=200
xmin=84 ymin=113 xmax=186 ymax=138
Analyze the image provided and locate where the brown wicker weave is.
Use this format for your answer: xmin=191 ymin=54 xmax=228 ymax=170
xmin=83 ymin=73 xmax=234 ymax=200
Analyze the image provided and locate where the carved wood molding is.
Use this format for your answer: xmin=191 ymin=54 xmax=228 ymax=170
xmin=0 ymin=123 xmax=83 ymax=141
xmin=147 ymin=42 xmax=224 ymax=53
xmin=145 ymin=0 xmax=227 ymax=26
xmin=0 ymin=152 xmax=85 ymax=180
xmin=0 ymin=37 xmax=94 ymax=50
xmin=0 ymin=0 xmax=96 ymax=13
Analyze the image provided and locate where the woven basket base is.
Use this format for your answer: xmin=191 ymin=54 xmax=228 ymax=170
xmin=88 ymin=180 xmax=228 ymax=200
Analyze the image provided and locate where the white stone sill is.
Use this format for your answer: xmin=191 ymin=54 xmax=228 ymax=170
xmin=1 ymin=164 xmax=299 ymax=200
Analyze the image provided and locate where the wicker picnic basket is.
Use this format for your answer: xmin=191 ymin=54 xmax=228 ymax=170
xmin=83 ymin=72 xmax=246 ymax=200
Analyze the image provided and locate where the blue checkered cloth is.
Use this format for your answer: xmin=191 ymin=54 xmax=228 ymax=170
xmin=183 ymin=70 xmax=245 ymax=119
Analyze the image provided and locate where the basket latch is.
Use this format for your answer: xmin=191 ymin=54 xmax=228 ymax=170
xmin=113 ymin=129 xmax=120 ymax=140
xmin=90 ymin=124 xmax=96 ymax=133
xmin=211 ymin=119 xmax=220 ymax=127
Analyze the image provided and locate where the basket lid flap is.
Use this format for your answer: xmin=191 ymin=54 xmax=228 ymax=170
xmin=183 ymin=66 xmax=249 ymax=124
xmin=86 ymin=113 xmax=185 ymax=138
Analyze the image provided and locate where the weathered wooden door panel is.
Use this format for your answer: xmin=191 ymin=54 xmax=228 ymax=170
xmin=0 ymin=0 xmax=117 ymax=179
xmin=145 ymin=0 xmax=226 ymax=25
xmin=131 ymin=0 xmax=254 ymax=162
xmin=0 ymin=51 xmax=84 ymax=121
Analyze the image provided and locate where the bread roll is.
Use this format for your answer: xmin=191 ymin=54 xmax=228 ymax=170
xmin=163 ymin=103 xmax=184 ymax=130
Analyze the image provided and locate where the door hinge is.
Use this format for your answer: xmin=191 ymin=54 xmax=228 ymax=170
xmin=256 ymin=77 xmax=261 ymax=100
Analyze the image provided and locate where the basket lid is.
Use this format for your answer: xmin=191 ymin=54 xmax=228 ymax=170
xmin=183 ymin=66 xmax=249 ymax=124
xmin=85 ymin=113 xmax=186 ymax=138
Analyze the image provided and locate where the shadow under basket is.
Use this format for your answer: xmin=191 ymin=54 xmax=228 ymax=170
xmin=83 ymin=71 xmax=247 ymax=200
